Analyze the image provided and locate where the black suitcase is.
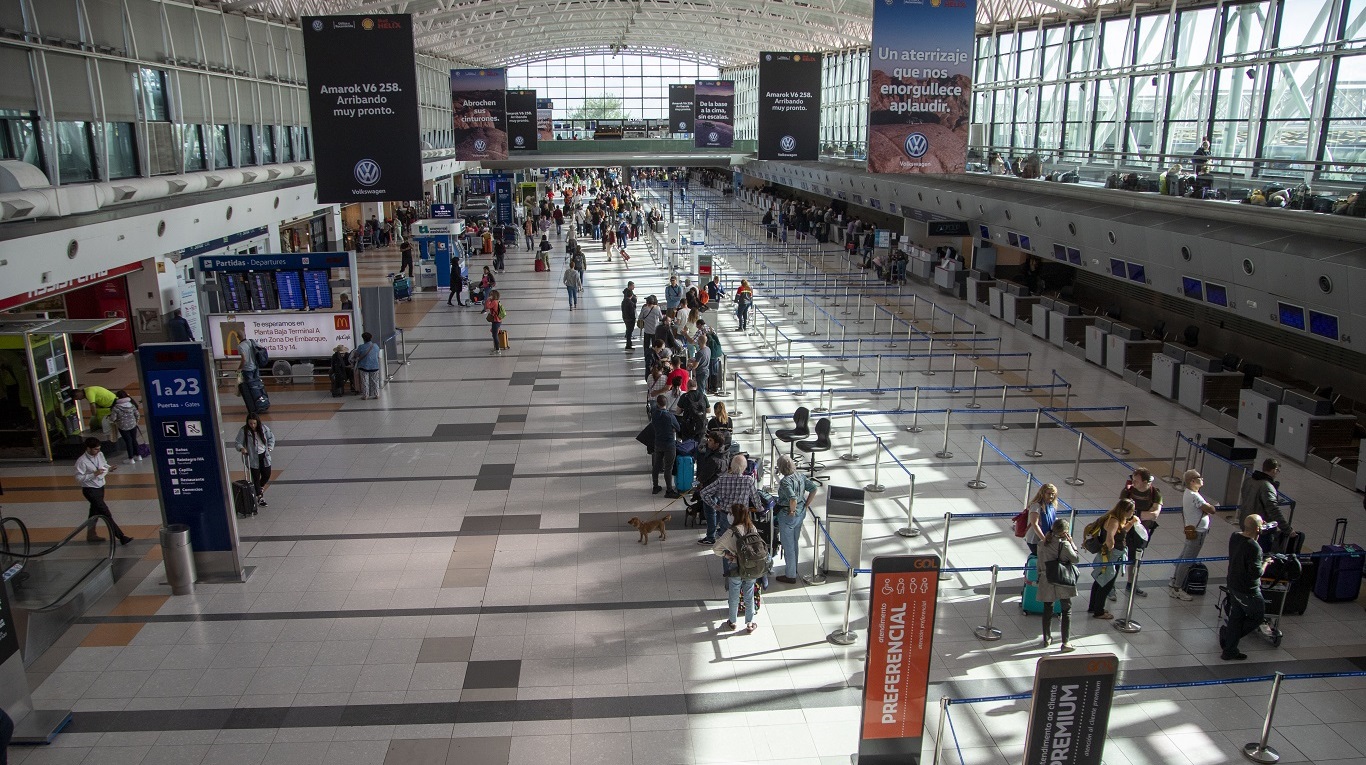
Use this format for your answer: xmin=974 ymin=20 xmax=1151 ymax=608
xmin=233 ymin=454 xmax=259 ymax=517
xmin=240 ymin=374 xmax=271 ymax=414
xmin=1279 ymin=558 xmax=1314 ymax=615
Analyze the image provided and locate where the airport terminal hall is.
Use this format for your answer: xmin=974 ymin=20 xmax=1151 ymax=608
xmin=5 ymin=0 xmax=1366 ymax=763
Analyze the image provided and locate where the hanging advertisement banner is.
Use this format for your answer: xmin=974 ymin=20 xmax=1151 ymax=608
xmin=857 ymin=554 xmax=939 ymax=764
xmin=1023 ymin=654 xmax=1119 ymax=765
xmin=506 ymin=89 xmax=538 ymax=151
xmin=669 ymin=84 xmax=695 ymax=134
xmin=301 ymin=15 xmax=422 ymax=203
xmin=451 ymin=68 xmax=508 ymax=161
xmin=536 ymin=98 xmax=554 ymax=140
xmin=867 ymin=0 xmax=976 ymax=174
xmin=693 ymin=80 xmax=734 ymax=148
xmin=758 ymin=52 xmax=822 ymax=161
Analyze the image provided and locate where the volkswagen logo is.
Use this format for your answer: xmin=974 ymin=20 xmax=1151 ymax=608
xmin=779 ymin=135 xmax=796 ymax=153
xmin=678 ymin=121 xmax=687 ymax=130
xmin=353 ymin=158 xmax=381 ymax=186
xmin=514 ymin=136 xmax=525 ymax=147
xmin=311 ymin=19 xmax=323 ymax=31
xmin=904 ymin=132 xmax=929 ymax=158
xmin=474 ymin=138 xmax=488 ymax=153
xmin=708 ymin=131 xmax=718 ymax=143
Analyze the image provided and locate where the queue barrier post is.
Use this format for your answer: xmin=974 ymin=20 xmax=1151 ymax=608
xmin=851 ymin=339 xmax=865 ymax=377
xmin=871 ymin=355 xmax=884 ymax=395
xmin=1166 ymin=433 xmax=1185 ymax=485
xmin=814 ymin=370 xmax=829 ymax=412
xmin=841 ymin=410 xmax=859 ymax=462
xmin=798 ymin=356 xmax=807 ymax=391
xmin=1025 ymin=407 xmax=1044 ymax=458
xmin=841 ymin=287 xmax=852 ymax=315
xmin=1064 ymin=432 xmax=1086 ymax=486
xmin=948 ymin=353 xmax=960 ymax=393
xmin=1244 ymin=671 xmax=1285 ymax=764
xmin=1020 ymin=354 xmax=1034 ymax=392
xmin=992 ymin=386 xmax=1011 ymax=431
xmin=906 ymin=387 xmax=924 ymax=433
xmin=855 ymin=293 xmax=865 ymax=325
xmin=990 ymin=338 xmax=1005 ymax=376
xmin=822 ymin=313 xmax=835 ymax=349
xmin=896 ymin=371 xmax=906 ymax=410
xmin=897 ymin=472 xmax=920 ymax=538
xmin=803 ymin=511 xmax=827 ymax=585
xmin=966 ymin=437 xmax=988 ymax=490
xmin=1062 ymin=384 xmax=1073 ymax=425
xmin=1115 ymin=406 xmax=1132 ymax=456
xmin=973 ymin=565 xmax=1003 ymax=641
xmin=730 ymin=373 xmax=744 ymax=417
xmin=924 ymin=337 xmax=936 ymax=376
xmin=966 ymin=367 xmax=982 ymax=409
xmin=828 ymin=569 xmax=858 ymax=646
xmin=932 ymin=697 xmax=951 ymax=765
xmin=744 ymin=386 xmax=758 ymax=434
xmin=1114 ymin=549 xmax=1143 ymax=634
xmin=778 ymin=340 xmax=793 ymax=378
xmin=866 ymin=438 xmax=885 ymax=493
xmin=939 ymin=513 xmax=953 ymax=580
xmin=838 ymin=326 xmax=848 ymax=361
xmin=935 ymin=409 xmax=954 ymax=459
xmin=1022 ymin=473 xmax=1035 ymax=508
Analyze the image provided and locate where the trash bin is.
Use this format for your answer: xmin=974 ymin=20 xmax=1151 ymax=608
xmin=159 ymin=524 xmax=196 ymax=596
xmin=823 ymin=485 xmax=865 ymax=575
xmin=1203 ymin=437 xmax=1258 ymax=508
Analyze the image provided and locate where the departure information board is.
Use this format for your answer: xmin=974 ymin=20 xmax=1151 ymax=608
xmin=274 ymin=271 xmax=305 ymax=310
xmin=303 ymin=269 xmax=332 ymax=308
xmin=247 ymin=272 xmax=277 ymax=311
xmin=219 ymin=274 xmax=248 ymax=313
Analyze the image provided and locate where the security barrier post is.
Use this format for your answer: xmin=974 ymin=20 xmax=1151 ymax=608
xmin=1114 ymin=550 xmax=1144 ymax=634
xmin=1115 ymin=406 xmax=1132 ymax=455
xmin=1064 ymin=432 xmax=1086 ymax=486
xmin=798 ymin=356 xmax=807 ymax=391
xmin=906 ymin=388 xmax=924 ymax=433
xmin=1243 ymin=672 xmax=1285 ymax=764
xmin=866 ymin=438 xmax=885 ymax=493
xmin=871 ymin=355 xmax=884 ymax=395
xmin=939 ymin=513 xmax=953 ymax=580
xmin=896 ymin=371 xmax=906 ymax=410
xmin=1025 ymin=407 xmax=1044 ymax=458
xmin=744 ymin=386 xmax=758 ymax=433
xmin=948 ymin=353 xmax=960 ymax=393
xmin=803 ymin=512 xmax=827 ymax=585
xmin=828 ymin=570 xmax=858 ymax=646
xmin=973 ymin=565 xmax=1003 ymax=641
xmin=1020 ymin=354 xmax=1034 ymax=392
xmin=897 ymin=473 xmax=920 ymax=538
xmin=837 ymin=326 xmax=848 ymax=361
xmin=840 ymin=410 xmax=859 ymax=461
xmin=855 ymin=293 xmax=865 ymax=324
xmin=935 ymin=409 xmax=954 ymax=459
xmin=814 ymin=370 xmax=829 ymax=412
xmin=966 ymin=367 xmax=981 ymax=408
xmin=822 ymin=313 xmax=835 ymax=349
xmin=924 ymin=337 xmax=936 ymax=376
xmin=966 ymin=437 xmax=988 ymax=489
xmin=851 ymin=339 xmax=865 ymax=377
xmin=992 ymin=386 xmax=1011 ymax=431
xmin=778 ymin=340 xmax=793 ymax=378
xmin=1166 ymin=433 xmax=1185 ymax=485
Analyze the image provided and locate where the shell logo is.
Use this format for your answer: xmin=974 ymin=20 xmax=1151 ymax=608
xmin=361 ymin=18 xmax=375 ymax=30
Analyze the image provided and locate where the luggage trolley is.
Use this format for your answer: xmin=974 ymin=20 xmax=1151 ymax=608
xmin=1216 ymin=554 xmax=1302 ymax=649
xmin=391 ymin=274 xmax=413 ymax=302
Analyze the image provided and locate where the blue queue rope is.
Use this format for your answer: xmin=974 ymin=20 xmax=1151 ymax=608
xmin=945 ymin=704 xmax=969 ymax=765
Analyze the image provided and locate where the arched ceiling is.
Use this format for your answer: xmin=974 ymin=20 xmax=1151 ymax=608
xmin=220 ymin=0 xmax=1129 ymax=68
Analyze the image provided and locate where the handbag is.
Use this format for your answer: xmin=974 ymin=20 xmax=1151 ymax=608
xmin=1011 ymin=509 xmax=1029 ymax=538
xmin=1045 ymin=559 xmax=1079 ymax=587
xmin=1183 ymin=524 xmax=1198 ymax=540
xmin=1082 ymin=532 xmax=1105 ymax=555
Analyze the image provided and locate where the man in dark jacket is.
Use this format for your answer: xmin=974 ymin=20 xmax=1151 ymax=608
xmin=166 ymin=310 xmax=194 ymax=342
xmin=1238 ymin=458 xmax=1288 ymax=550
xmin=651 ymin=396 xmax=680 ymax=498
xmin=1222 ymin=514 xmax=1269 ymax=660
xmin=621 ymin=282 xmax=638 ymax=350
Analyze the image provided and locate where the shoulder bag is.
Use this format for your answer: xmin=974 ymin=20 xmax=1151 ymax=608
xmin=1045 ymin=557 xmax=1079 ymax=587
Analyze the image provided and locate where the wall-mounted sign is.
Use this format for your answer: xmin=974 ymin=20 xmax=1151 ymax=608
xmin=928 ymin=221 xmax=971 ymax=237
xmin=207 ymin=312 xmax=355 ymax=360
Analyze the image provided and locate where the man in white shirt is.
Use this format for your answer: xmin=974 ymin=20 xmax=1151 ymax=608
xmin=74 ymin=437 xmax=132 ymax=545
xmin=1169 ymin=469 xmax=1216 ymax=601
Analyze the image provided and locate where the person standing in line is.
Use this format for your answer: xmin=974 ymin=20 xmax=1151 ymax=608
xmin=665 ymin=276 xmax=684 ymax=312
xmin=1170 ymin=469 xmax=1217 ymax=601
xmin=448 ymin=256 xmax=469 ymax=307
xmin=621 ymin=282 xmax=638 ymax=350
xmin=563 ymin=263 xmax=582 ymax=310
xmin=75 ymin=437 xmax=132 ymax=545
xmin=398 ymin=241 xmax=414 ymax=278
xmin=650 ymin=394 xmax=680 ymax=498
xmin=1036 ymin=519 xmax=1079 ymax=652
xmin=484 ymin=289 xmax=505 ymax=355
xmin=1024 ymin=483 xmax=1060 ymax=556
xmin=638 ymin=296 xmax=663 ymax=357
xmin=691 ymin=329 xmax=712 ymax=397
xmin=234 ymin=414 xmax=276 ymax=507
xmin=350 ymin=332 xmax=383 ymax=399
xmin=1222 ymin=514 xmax=1270 ymax=661
xmin=110 ymin=390 xmax=142 ymax=464
xmin=166 ymin=309 xmax=195 ymax=342
xmin=699 ymin=455 xmax=762 ymax=546
xmin=1117 ymin=467 xmax=1162 ymax=599
xmin=1087 ymin=499 xmax=1138 ymax=620
xmin=1239 ymin=458 xmax=1290 ymax=551
xmin=734 ymin=280 xmax=753 ymax=331
xmin=523 ymin=217 xmax=536 ymax=250
xmin=715 ymin=503 xmax=766 ymax=634
xmin=774 ymin=455 xmax=820 ymax=584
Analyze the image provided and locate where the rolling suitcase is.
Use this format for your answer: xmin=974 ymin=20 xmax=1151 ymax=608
xmin=1282 ymin=558 xmax=1316 ymax=615
xmin=1022 ymin=554 xmax=1051 ymax=615
xmin=535 ymin=258 xmax=548 ymax=272
xmin=1314 ymin=518 xmax=1364 ymax=602
xmin=497 ymin=329 xmax=510 ymax=350
xmin=233 ymin=453 xmax=259 ymax=517
xmin=240 ymin=374 xmax=270 ymax=414
xmin=674 ymin=455 xmax=695 ymax=492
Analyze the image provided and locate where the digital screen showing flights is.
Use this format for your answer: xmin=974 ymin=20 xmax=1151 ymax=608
xmin=219 ymin=273 xmax=248 ymax=313
xmin=303 ymin=269 xmax=333 ymax=309
xmin=248 ymin=272 xmax=277 ymax=311
xmin=274 ymin=271 xmax=305 ymax=310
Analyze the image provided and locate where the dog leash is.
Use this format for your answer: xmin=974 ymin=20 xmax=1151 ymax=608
xmin=644 ymin=491 xmax=688 ymax=523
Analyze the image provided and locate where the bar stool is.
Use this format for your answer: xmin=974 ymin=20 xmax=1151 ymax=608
xmin=795 ymin=417 xmax=832 ymax=479
xmin=774 ymin=406 xmax=810 ymax=462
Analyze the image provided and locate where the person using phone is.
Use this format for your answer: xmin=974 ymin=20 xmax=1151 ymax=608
xmin=74 ymin=437 xmax=132 ymax=545
xmin=1036 ymin=519 xmax=1079 ymax=652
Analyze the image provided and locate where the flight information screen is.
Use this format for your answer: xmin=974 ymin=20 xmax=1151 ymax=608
xmin=247 ymin=272 xmax=277 ymax=311
xmin=274 ymin=271 xmax=305 ymax=310
xmin=219 ymin=274 xmax=248 ymax=313
xmin=303 ymin=269 xmax=333 ymax=309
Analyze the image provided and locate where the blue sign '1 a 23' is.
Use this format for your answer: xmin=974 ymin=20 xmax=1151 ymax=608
xmin=146 ymin=371 xmax=206 ymax=416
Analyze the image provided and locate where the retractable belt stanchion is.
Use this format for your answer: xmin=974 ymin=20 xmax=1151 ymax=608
xmin=1114 ymin=405 xmax=1132 ymax=455
xmin=1113 ymin=549 xmax=1143 ymax=634
xmin=1244 ymin=671 xmax=1286 ymax=764
xmin=778 ymin=341 xmax=793 ymax=378
xmin=866 ymin=438 xmax=885 ymax=493
xmin=1166 ymin=433 xmax=1185 ymax=485
xmin=935 ymin=409 xmax=954 ymax=459
xmin=947 ymin=353 xmax=960 ymax=393
xmin=897 ymin=472 xmax=919 ymax=538
xmin=744 ymin=386 xmax=758 ymax=433
xmin=906 ymin=388 xmax=924 ymax=433
xmin=939 ymin=513 xmax=953 ymax=580
xmin=851 ymin=339 xmax=865 ymax=377
xmin=966 ymin=367 xmax=981 ymax=408
xmin=992 ymin=386 xmax=1010 ymax=430
xmin=973 ymin=564 xmax=1003 ymax=641
xmin=924 ymin=338 xmax=936 ymax=376
xmin=803 ymin=510 xmax=827 ymax=585
xmin=841 ymin=410 xmax=859 ymax=462
xmin=814 ymin=370 xmax=828 ymax=412
xmin=837 ymin=326 xmax=849 ymax=361
xmin=966 ymin=437 xmax=988 ymax=489
xmin=1025 ymin=407 xmax=1045 ymax=457
xmin=871 ymin=355 xmax=883 ymax=395
xmin=828 ymin=567 xmax=858 ymax=646
xmin=822 ymin=314 xmax=834 ymax=349
xmin=1065 ymin=432 xmax=1086 ymax=486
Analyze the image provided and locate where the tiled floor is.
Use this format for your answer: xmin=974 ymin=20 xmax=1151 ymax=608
xmin=5 ymin=187 xmax=1366 ymax=765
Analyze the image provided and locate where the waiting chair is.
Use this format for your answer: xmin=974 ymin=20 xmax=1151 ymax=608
xmin=1182 ymin=325 xmax=1200 ymax=347
xmin=775 ymin=406 xmax=811 ymax=461
xmin=795 ymin=417 xmax=833 ymax=479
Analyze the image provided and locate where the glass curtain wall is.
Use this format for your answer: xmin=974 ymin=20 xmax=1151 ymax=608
xmin=507 ymin=54 xmax=720 ymax=120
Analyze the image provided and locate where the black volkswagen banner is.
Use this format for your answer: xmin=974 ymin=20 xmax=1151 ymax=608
xmin=1024 ymin=654 xmax=1119 ymax=765
xmin=302 ymin=15 xmax=422 ymax=203
xmin=758 ymin=52 xmax=822 ymax=160
xmin=669 ymin=84 xmax=695 ymax=134
xmin=693 ymin=80 xmax=734 ymax=148
xmin=451 ymin=68 xmax=508 ymax=161
xmin=506 ymin=89 xmax=537 ymax=151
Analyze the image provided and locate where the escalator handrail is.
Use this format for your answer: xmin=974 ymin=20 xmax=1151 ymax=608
xmin=0 ymin=515 xmax=116 ymax=563
xmin=0 ymin=515 xmax=32 ymax=559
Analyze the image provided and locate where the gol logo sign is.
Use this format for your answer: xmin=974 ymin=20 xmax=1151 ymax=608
xmin=912 ymin=558 xmax=937 ymax=570
xmin=334 ymin=314 xmax=351 ymax=331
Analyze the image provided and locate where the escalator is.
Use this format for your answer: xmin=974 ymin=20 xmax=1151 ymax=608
xmin=1 ymin=515 xmax=119 ymax=665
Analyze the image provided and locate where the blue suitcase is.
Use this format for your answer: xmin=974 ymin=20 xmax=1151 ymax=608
xmin=393 ymin=275 xmax=412 ymax=302
xmin=1022 ymin=554 xmax=1051 ymax=615
xmin=674 ymin=455 xmax=695 ymax=492
xmin=1314 ymin=518 xmax=1364 ymax=603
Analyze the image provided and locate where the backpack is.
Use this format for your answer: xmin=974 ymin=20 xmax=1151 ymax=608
xmin=253 ymin=342 xmax=270 ymax=368
xmin=497 ymin=303 xmax=506 ymax=320
xmin=1183 ymin=563 xmax=1208 ymax=595
xmin=734 ymin=527 xmax=770 ymax=578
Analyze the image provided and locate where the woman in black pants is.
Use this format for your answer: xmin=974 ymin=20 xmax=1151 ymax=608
xmin=234 ymin=414 xmax=276 ymax=507
xmin=1087 ymin=499 xmax=1138 ymax=620
xmin=1036 ymin=519 xmax=1079 ymax=652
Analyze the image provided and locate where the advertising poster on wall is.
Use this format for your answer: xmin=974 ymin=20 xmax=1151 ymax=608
xmin=1023 ymin=654 xmax=1119 ymax=765
xmin=669 ymin=84 xmax=695 ymax=134
xmin=451 ymin=68 xmax=508 ymax=161
xmin=207 ymin=313 xmax=355 ymax=361
xmin=693 ymin=80 xmax=734 ymax=148
xmin=536 ymin=98 xmax=554 ymax=140
xmin=857 ymin=555 xmax=939 ymax=764
xmin=301 ymin=15 xmax=422 ymax=203
xmin=506 ymin=89 xmax=538 ymax=151
xmin=758 ymin=52 xmax=822 ymax=160
xmin=867 ymin=0 xmax=976 ymax=174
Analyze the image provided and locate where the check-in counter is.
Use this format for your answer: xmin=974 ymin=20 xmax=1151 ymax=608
xmin=1238 ymin=389 xmax=1279 ymax=445
xmin=966 ymin=274 xmax=994 ymax=313
xmin=1048 ymin=302 xmax=1093 ymax=350
xmin=987 ymin=286 xmax=1006 ymax=320
xmin=1276 ymin=406 xmax=1358 ymax=465
xmin=1084 ymin=319 xmax=1111 ymax=367
xmin=1031 ymin=301 xmax=1051 ymax=341
xmin=1105 ymin=324 xmax=1162 ymax=378
xmin=934 ymin=265 xmax=966 ymax=297
xmin=1177 ymin=352 xmax=1242 ymax=415
xmin=1002 ymin=291 xmax=1042 ymax=331
xmin=1150 ymin=345 xmax=1184 ymax=400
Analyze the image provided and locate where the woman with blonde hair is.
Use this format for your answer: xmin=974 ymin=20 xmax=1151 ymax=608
xmin=706 ymin=402 xmax=732 ymax=443
xmin=1024 ymin=483 xmax=1060 ymax=556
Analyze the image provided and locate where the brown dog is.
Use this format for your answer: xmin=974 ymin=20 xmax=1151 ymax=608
xmin=627 ymin=515 xmax=671 ymax=545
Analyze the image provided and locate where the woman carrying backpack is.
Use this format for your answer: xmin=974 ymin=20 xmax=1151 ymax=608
xmin=715 ymin=502 xmax=769 ymax=633
xmin=110 ymin=391 xmax=142 ymax=464
xmin=1085 ymin=498 xmax=1140 ymax=621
